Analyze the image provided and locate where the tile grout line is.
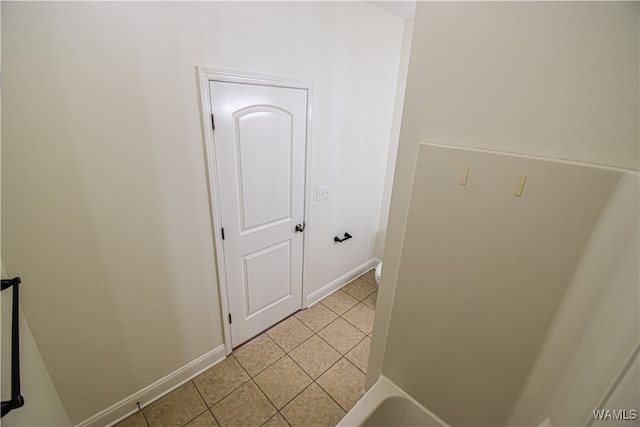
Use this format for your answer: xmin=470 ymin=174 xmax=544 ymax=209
xmin=312 ymin=357 xmax=362 ymax=414
xmin=170 ymin=320 xmax=367 ymax=426
xmin=237 ymin=326 xmax=319 ymax=421
xmin=251 ymin=304 xmax=370 ymax=423
xmin=247 ymin=331 xmax=343 ymax=426
xmin=198 ymin=355 xmax=261 ymax=426
xmin=250 ymin=332 xmax=330 ymax=417
xmin=120 ymin=272 xmax=376 ymax=427
xmin=285 ymin=307 xmax=371 ymax=414
xmin=138 ymin=401 xmax=150 ymax=427
xmin=189 ymin=379 xmax=221 ymax=427
xmin=294 ymin=298 xmax=374 ymax=374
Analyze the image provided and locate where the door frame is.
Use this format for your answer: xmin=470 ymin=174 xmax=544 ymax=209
xmin=197 ymin=67 xmax=314 ymax=355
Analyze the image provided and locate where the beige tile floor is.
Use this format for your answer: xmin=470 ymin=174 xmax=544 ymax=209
xmin=116 ymin=270 xmax=378 ymax=427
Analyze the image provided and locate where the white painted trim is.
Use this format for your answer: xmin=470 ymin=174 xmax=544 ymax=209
xmin=197 ymin=67 xmax=314 ymax=91
xmin=76 ymin=345 xmax=226 ymax=427
xmin=422 ymin=142 xmax=640 ymax=174
xmin=301 ymin=76 xmax=315 ymax=316
xmin=196 ymin=66 xmax=314 ymax=353
xmin=306 ymin=258 xmax=380 ymax=307
xmin=197 ymin=67 xmax=233 ymax=355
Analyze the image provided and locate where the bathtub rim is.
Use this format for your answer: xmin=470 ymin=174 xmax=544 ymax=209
xmin=337 ymin=375 xmax=449 ymax=427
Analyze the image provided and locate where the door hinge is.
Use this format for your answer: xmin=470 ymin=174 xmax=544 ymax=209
xmin=211 ymin=114 xmax=215 ymax=131
xmin=221 ymin=227 xmax=225 ymax=240
xmin=228 ymin=313 xmax=232 ymax=324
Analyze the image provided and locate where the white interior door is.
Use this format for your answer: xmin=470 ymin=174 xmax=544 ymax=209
xmin=209 ymin=80 xmax=307 ymax=348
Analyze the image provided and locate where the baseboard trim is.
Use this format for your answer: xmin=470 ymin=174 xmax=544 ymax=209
xmin=78 ymin=259 xmax=382 ymax=426
xmin=306 ymin=258 xmax=380 ymax=307
xmin=76 ymin=345 xmax=226 ymax=427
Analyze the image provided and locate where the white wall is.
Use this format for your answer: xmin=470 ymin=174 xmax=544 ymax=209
xmin=1 ymin=12 xmax=70 ymax=425
xmin=380 ymin=145 xmax=637 ymax=426
xmin=507 ymin=172 xmax=639 ymax=426
xmin=1 ymin=2 xmax=404 ymax=423
xmin=374 ymin=19 xmax=414 ymax=259
xmin=369 ymin=1 xmax=639 ymax=424
xmin=398 ymin=1 xmax=639 ymax=170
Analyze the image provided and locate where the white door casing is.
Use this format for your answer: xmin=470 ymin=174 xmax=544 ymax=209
xmin=198 ymin=68 xmax=312 ymax=351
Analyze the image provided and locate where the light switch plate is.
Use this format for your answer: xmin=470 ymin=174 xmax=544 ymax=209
xmin=316 ymin=186 xmax=330 ymax=201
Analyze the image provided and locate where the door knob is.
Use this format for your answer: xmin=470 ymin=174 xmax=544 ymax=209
xmin=295 ymin=223 xmax=305 ymax=233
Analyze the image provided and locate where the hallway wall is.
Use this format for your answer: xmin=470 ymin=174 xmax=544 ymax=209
xmin=1 ymin=2 xmax=405 ymax=423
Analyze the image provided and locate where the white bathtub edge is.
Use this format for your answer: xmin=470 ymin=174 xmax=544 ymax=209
xmin=337 ymin=376 xmax=403 ymax=426
xmin=337 ymin=376 xmax=450 ymax=427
